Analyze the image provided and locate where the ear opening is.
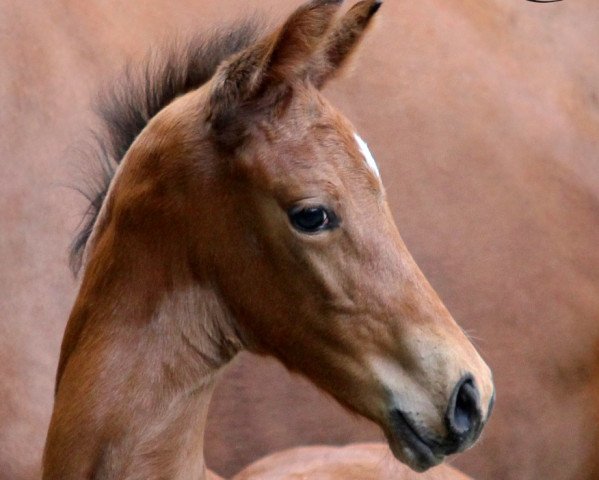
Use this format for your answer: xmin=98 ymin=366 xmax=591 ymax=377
xmin=208 ymin=0 xmax=344 ymax=148
xmin=309 ymin=0 xmax=382 ymax=88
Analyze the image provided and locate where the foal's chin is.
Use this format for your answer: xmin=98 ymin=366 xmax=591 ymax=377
xmin=384 ymin=425 xmax=445 ymax=472
xmin=381 ymin=402 xmax=484 ymax=472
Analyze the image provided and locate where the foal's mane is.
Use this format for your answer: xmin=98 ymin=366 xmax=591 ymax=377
xmin=70 ymin=22 xmax=260 ymax=274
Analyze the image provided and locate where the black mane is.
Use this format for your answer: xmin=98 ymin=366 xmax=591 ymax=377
xmin=70 ymin=21 xmax=260 ymax=274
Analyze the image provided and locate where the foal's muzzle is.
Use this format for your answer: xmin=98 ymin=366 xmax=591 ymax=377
xmin=389 ymin=374 xmax=493 ymax=471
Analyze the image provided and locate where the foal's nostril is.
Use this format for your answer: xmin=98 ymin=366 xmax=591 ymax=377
xmin=446 ymin=375 xmax=481 ymax=442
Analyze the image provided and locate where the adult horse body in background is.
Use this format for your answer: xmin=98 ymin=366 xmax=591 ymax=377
xmin=1 ymin=0 xmax=598 ymax=479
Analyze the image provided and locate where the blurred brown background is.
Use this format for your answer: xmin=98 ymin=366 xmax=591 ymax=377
xmin=1 ymin=1 xmax=598 ymax=479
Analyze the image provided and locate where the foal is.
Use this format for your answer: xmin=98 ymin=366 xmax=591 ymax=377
xmin=44 ymin=1 xmax=494 ymax=478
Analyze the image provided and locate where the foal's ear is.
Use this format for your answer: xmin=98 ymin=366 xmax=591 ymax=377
xmin=309 ymin=0 xmax=382 ymax=88
xmin=208 ymin=0 xmax=342 ymax=139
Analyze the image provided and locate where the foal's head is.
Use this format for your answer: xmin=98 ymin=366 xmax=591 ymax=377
xmin=84 ymin=0 xmax=494 ymax=472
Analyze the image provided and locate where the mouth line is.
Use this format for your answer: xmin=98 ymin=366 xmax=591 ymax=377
xmin=389 ymin=409 xmax=444 ymax=469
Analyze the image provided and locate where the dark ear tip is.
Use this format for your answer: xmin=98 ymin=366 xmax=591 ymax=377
xmin=369 ymin=0 xmax=383 ymax=15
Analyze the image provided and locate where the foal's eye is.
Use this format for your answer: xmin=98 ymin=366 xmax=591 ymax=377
xmin=288 ymin=206 xmax=338 ymax=234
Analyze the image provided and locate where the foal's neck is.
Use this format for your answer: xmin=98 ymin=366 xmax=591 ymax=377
xmin=44 ymin=88 xmax=242 ymax=479
xmin=45 ymin=246 xmax=239 ymax=480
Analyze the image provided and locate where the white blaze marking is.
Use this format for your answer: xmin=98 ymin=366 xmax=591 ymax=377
xmin=354 ymin=133 xmax=380 ymax=179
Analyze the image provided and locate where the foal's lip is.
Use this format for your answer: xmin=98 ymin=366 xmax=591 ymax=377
xmin=388 ymin=409 xmax=444 ymax=471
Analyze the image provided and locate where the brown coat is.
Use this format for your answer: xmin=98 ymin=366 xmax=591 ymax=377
xmin=1 ymin=0 xmax=598 ymax=479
